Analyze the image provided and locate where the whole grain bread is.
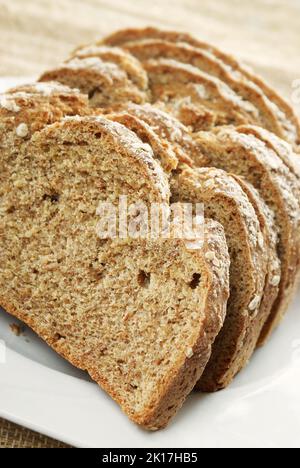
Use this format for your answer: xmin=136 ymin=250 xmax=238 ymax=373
xmin=196 ymin=128 xmax=300 ymax=349
xmin=143 ymin=58 xmax=259 ymax=131
xmin=118 ymin=39 xmax=290 ymax=139
xmin=102 ymin=27 xmax=300 ymax=151
xmin=70 ymin=44 xmax=148 ymax=90
xmin=39 ymin=57 xmax=148 ymax=108
xmin=111 ymin=97 xmax=298 ymax=351
xmin=238 ymin=125 xmax=300 ymax=202
xmin=0 ymin=113 xmax=230 ymax=429
xmin=119 ymin=102 xmax=296 ymax=355
xmin=105 ymin=105 xmax=271 ymax=391
xmin=229 ymin=175 xmax=281 ymax=349
xmin=171 ymin=166 xmax=267 ymax=391
xmin=0 ymin=82 xmax=89 ymax=191
xmin=2 ymin=26 xmax=300 ymax=421
xmin=120 ymin=103 xmax=203 ymax=166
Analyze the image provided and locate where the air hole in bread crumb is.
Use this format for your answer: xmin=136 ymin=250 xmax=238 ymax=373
xmin=43 ymin=193 xmax=60 ymax=203
xmin=95 ymin=132 xmax=102 ymax=139
xmin=88 ymin=87 xmax=101 ymax=100
xmin=171 ymin=168 xmax=183 ymax=177
xmin=138 ymin=270 xmax=151 ymax=288
xmin=7 ymin=206 xmax=16 ymax=214
xmin=53 ymin=333 xmax=66 ymax=342
xmin=169 ymin=195 xmax=179 ymax=205
xmin=130 ymin=384 xmax=138 ymax=390
xmin=189 ymin=273 xmax=201 ymax=289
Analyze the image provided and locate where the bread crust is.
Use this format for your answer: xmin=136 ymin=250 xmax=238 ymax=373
xmin=171 ymin=167 xmax=267 ymax=391
xmin=0 ymin=221 xmax=230 ymax=429
xmin=196 ymin=128 xmax=300 ymax=351
xmin=105 ymin=103 xmax=272 ymax=390
xmin=230 ymin=176 xmax=281 ymax=350
xmin=2 ymin=26 xmax=300 ymax=425
xmin=102 ymin=27 xmax=300 ymax=151
xmin=143 ymin=58 xmax=259 ymax=130
xmin=39 ymin=57 xmax=148 ymax=107
xmin=70 ymin=44 xmax=148 ymax=90
xmin=121 ymin=39 xmax=290 ymax=140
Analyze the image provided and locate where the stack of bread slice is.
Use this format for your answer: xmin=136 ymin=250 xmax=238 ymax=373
xmin=1 ymin=27 xmax=299 ymax=430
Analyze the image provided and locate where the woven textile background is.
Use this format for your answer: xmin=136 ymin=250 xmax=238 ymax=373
xmin=0 ymin=418 xmax=70 ymax=448
xmin=0 ymin=0 xmax=299 ymax=448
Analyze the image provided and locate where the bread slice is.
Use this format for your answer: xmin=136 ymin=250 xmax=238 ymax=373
xmin=237 ymin=125 xmax=300 ymax=202
xmin=170 ymin=167 xmax=267 ymax=391
xmin=104 ymin=106 xmax=271 ymax=391
xmin=0 ymin=114 xmax=230 ymax=429
xmin=0 ymin=82 xmax=89 ymax=138
xmin=70 ymin=44 xmax=148 ymax=90
xmin=102 ymin=27 xmax=300 ymax=151
xmin=39 ymin=57 xmax=147 ymax=107
xmin=120 ymin=103 xmax=204 ymax=166
xmin=229 ymin=175 xmax=281 ymax=349
xmin=119 ymin=39 xmax=290 ymax=138
xmin=0 ymin=82 xmax=89 ymax=188
xmin=118 ymin=102 xmax=292 ymax=353
xmin=143 ymin=58 xmax=259 ymax=131
xmin=196 ymin=128 xmax=300 ymax=346
xmin=40 ymin=52 xmax=258 ymax=132
xmin=103 ymin=111 xmax=179 ymax=173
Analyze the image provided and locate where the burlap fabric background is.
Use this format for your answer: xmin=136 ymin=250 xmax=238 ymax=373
xmin=0 ymin=418 xmax=70 ymax=448
xmin=0 ymin=0 xmax=299 ymax=448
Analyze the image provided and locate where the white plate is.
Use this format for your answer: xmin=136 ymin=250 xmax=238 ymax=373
xmin=1 ymin=78 xmax=300 ymax=448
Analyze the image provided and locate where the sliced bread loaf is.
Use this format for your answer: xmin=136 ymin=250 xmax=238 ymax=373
xmin=229 ymin=175 xmax=281 ymax=349
xmin=104 ymin=105 xmax=271 ymax=390
xmin=70 ymin=44 xmax=148 ymax=90
xmin=119 ymin=39 xmax=289 ymax=139
xmin=0 ymin=82 xmax=89 ymax=189
xmin=39 ymin=57 xmax=147 ymax=107
xmin=143 ymin=58 xmax=259 ymax=131
xmin=123 ymin=99 xmax=293 ymax=352
xmin=0 ymin=82 xmax=89 ymax=139
xmin=102 ymin=27 xmax=300 ymax=151
xmin=103 ymin=111 xmax=179 ymax=173
xmin=196 ymin=128 xmax=300 ymax=346
xmin=170 ymin=167 xmax=267 ymax=390
xmin=237 ymin=125 xmax=300 ymax=201
xmin=0 ymin=114 xmax=230 ymax=429
xmin=120 ymin=103 xmax=203 ymax=166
